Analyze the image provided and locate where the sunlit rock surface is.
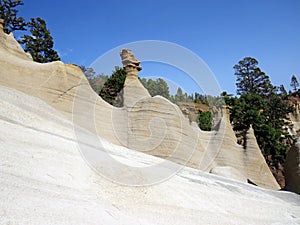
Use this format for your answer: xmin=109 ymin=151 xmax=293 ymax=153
xmin=0 ymin=85 xmax=299 ymax=225
xmin=0 ymin=23 xmax=279 ymax=189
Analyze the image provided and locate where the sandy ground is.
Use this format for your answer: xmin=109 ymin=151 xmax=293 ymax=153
xmin=0 ymin=85 xmax=300 ymax=225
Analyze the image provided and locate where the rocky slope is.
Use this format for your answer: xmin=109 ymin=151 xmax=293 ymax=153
xmin=0 ymin=21 xmax=280 ymax=189
xmin=1 ymin=85 xmax=299 ymax=225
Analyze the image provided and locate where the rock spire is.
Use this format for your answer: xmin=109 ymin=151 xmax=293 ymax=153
xmin=120 ymin=49 xmax=142 ymax=78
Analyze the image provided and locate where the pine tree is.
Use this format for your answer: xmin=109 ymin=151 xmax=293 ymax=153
xmin=175 ymin=87 xmax=184 ymax=102
xmin=197 ymin=111 xmax=213 ymax=131
xmin=228 ymin=57 xmax=294 ymax=169
xmin=290 ymin=75 xmax=299 ymax=92
xmin=234 ymin=57 xmax=272 ymax=96
xmin=19 ymin=17 xmax=60 ymax=63
xmin=140 ymin=78 xmax=170 ymax=99
xmin=0 ymin=0 xmax=26 ymax=34
xmin=99 ymin=67 xmax=126 ymax=106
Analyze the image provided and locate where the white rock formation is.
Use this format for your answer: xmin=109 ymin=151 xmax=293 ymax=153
xmin=285 ymin=138 xmax=300 ymax=194
xmin=210 ymin=166 xmax=248 ymax=183
xmin=0 ymin=85 xmax=299 ymax=225
xmin=0 ymin=23 xmax=279 ymax=189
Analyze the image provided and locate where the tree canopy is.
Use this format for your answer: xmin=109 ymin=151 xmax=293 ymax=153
xmin=290 ymin=75 xmax=299 ymax=92
xmin=99 ymin=67 xmax=126 ymax=106
xmin=234 ymin=57 xmax=272 ymax=96
xmin=140 ymin=78 xmax=170 ymax=100
xmin=19 ymin=17 xmax=60 ymax=63
xmin=197 ymin=111 xmax=213 ymax=131
xmin=227 ymin=57 xmax=292 ymax=167
xmin=0 ymin=0 xmax=26 ymax=34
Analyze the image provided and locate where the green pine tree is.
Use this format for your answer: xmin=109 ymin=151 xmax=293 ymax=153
xmin=290 ymin=75 xmax=299 ymax=92
xmin=0 ymin=0 xmax=26 ymax=34
xmin=99 ymin=67 xmax=126 ymax=106
xmin=234 ymin=57 xmax=272 ymax=96
xmin=227 ymin=57 xmax=293 ymax=167
xmin=197 ymin=111 xmax=213 ymax=131
xmin=175 ymin=87 xmax=184 ymax=102
xmin=19 ymin=17 xmax=60 ymax=63
xmin=140 ymin=78 xmax=170 ymax=99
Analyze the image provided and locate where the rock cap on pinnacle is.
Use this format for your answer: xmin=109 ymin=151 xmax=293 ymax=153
xmin=120 ymin=49 xmax=142 ymax=71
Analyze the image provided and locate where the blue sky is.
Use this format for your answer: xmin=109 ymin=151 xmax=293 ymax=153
xmin=17 ymin=0 xmax=300 ymax=95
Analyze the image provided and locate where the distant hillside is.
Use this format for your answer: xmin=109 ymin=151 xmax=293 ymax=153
xmin=177 ymin=101 xmax=210 ymax=122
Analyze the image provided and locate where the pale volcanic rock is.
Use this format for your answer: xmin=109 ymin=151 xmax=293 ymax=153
xmin=285 ymin=138 xmax=300 ymax=194
xmin=0 ymin=26 xmax=279 ymax=189
xmin=120 ymin=49 xmax=142 ymax=71
xmin=0 ymin=85 xmax=299 ymax=225
xmin=210 ymin=166 xmax=248 ymax=183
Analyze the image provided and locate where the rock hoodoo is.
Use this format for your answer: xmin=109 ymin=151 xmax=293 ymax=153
xmin=120 ymin=49 xmax=142 ymax=74
xmin=120 ymin=49 xmax=150 ymax=107
xmin=0 ymin=24 xmax=280 ymax=189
